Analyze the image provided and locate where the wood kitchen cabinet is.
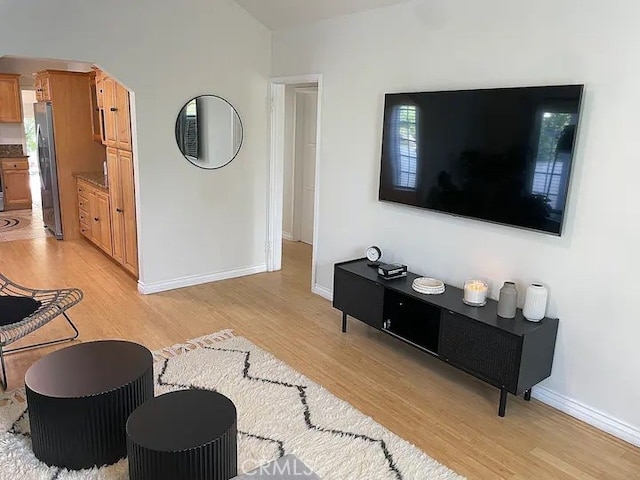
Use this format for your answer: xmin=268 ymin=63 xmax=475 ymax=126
xmin=98 ymin=74 xmax=132 ymax=151
xmin=34 ymin=73 xmax=52 ymax=102
xmin=88 ymin=71 xmax=102 ymax=143
xmin=94 ymin=69 xmax=104 ymax=109
xmin=80 ymin=70 xmax=138 ymax=277
xmin=77 ymin=178 xmax=112 ymax=256
xmin=115 ymin=83 xmax=132 ymax=151
xmin=0 ymin=74 xmax=23 ymax=123
xmin=102 ymin=76 xmax=118 ymax=148
xmin=106 ymin=147 xmax=138 ymax=276
xmin=1 ymin=158 xmax=31 ymax=210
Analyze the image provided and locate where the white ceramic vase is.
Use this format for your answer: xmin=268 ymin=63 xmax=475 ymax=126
xmin=523 ymin=283 xmax=548 ymax=322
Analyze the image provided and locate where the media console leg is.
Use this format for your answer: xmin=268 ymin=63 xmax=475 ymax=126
xmin=498 ymin=388 xmax=508 ymax=417
xmin=341 ymin=312 xmax=347 ymax=333
xmin=524 ymin=388 xmax=532 ymax=401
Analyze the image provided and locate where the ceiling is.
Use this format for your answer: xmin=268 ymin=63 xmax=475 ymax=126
xmin=235 ymin=0 xmax=413 ymax=30
xmin=0 ymin=56 xmax=93 ymax=87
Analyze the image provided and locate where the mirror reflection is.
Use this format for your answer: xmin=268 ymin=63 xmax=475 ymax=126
xmin=175 ymin=95 xmax=243 ymax=169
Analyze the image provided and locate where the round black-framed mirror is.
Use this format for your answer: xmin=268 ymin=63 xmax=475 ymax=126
xmin=175 ymin=95 xmax=243 ymax=170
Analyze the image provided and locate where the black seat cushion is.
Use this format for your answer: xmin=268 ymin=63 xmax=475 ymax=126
xmin=0 ymin=296 xmax=42 ymax=327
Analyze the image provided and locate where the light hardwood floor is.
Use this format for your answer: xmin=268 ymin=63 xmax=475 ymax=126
xmin=1 ymin=238 xmax=639 ymax=479
xmin=0 ymin=207 xmax=51 ymax=243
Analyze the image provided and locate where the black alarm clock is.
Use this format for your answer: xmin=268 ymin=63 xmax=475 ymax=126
xmin=366 ymin=246 xmax=382 ymax=267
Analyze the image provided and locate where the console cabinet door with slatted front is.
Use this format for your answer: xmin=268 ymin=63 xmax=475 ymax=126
xmin=439 ymin=310 xmax=522 ymax=393
xmin=333 ymin=269 xmax=384 ymax=329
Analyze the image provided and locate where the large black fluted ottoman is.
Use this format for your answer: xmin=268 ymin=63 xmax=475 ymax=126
xmin=127 ymin=389 xmax=238 ymax=480
xmin=25 ymin=340 xmax=154 ymax=470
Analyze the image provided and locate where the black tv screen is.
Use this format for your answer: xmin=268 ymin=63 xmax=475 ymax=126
xmin=379 ymin=85 xmax=584 ymax=235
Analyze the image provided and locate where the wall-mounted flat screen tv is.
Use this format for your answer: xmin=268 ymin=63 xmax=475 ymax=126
xmin=379 ymin=85 xmax=584 ymax=235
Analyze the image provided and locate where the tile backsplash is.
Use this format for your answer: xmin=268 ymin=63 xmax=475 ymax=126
xmin=0 ymin=144 xmax=25 ymax=157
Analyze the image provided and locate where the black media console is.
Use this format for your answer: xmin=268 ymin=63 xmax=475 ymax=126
xmin=333 ymin=258 xmax=559 ymax=417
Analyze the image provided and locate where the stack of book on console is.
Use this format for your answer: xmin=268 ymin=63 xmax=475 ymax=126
xmin=377 ymin=263 xmax=408 ymax=280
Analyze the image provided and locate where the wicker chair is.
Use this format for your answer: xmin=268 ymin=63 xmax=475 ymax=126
xmin=0 ymin=273 xmax=83 ymax=390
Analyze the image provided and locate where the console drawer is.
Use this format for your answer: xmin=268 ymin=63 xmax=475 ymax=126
xmin=440 ymin=310 xmax=522 ymax=392
xmin=333 ymin=269 xmax=384 ymax=329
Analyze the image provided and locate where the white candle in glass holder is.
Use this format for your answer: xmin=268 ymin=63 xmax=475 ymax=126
xmin=464 ymin=280 xmax=488 ymax=306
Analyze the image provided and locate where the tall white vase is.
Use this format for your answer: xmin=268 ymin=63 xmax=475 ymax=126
xmin=523 ymin=284 xmax=548 ymax=322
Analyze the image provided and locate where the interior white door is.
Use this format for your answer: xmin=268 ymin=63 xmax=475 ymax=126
xmin=294 ymin=89 xmax=318 ymax=245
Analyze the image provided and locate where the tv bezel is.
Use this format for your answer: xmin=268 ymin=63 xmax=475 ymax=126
xmin=377 ymin=84 xmax=585 ymax=237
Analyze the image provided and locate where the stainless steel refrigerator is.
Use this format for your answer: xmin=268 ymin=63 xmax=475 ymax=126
xmin=34 ymin=102 xmax=63 ymax=239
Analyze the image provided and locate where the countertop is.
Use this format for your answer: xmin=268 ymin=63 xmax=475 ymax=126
xmin=0 ymin=144 xmax=27 ymax=158
xmin=75 ymin=172 xmax=108 ymax=190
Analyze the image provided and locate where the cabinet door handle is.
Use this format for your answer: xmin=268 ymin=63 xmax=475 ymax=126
xmin=94 ymin=217 xmax=99 ymax=222
xmin=110 ymin=107 xmax=117 ymax=112
xmin=116 ymin=208 xmax=123 ymax=213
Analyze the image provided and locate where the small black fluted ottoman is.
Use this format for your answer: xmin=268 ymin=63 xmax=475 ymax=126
xmin=127 ymin=389 xmax=238 ymax=480
xmin=25 ymin=340 xmax=154 ymax=470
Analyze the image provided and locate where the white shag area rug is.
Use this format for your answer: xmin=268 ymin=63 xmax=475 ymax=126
xmin=0 ymin=330 xmax=463 ymax=480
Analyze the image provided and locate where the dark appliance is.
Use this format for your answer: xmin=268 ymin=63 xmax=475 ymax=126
xmin=379 ymin=85 xmax=584 ymax=235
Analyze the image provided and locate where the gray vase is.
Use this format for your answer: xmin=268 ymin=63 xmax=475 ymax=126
xmin=497 ymin=282 xmax=518 ymax=318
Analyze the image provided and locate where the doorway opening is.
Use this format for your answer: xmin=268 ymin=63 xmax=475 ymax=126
xmin=284 ymin=84 xmax=318 ymax=246
xmin=0 ymin=55 xmax=142 ymax=283
xmin=268 ymin=75 xmax=322 ymax=295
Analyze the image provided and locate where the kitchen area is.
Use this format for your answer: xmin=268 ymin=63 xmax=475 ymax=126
xmin=0 ymin=57 xmax=138 ymax=277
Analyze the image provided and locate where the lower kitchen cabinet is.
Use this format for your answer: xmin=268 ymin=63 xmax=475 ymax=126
xmin=77 ymin=150 xmax=138 ymax=277
xmin=77 ymin=178 xmax=112 ymax=256
xmin=106 ymin=148 xmax=138 ymax=276
xmin=1 ymin=158 xmax=32 ymax=210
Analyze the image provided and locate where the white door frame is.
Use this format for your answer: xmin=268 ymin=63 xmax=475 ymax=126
xmin=267 ymin=74 xmax=323 ymax=292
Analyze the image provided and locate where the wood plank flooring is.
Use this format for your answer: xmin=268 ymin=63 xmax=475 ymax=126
xmin=0 ymin=207 xmax=51 ymax=242
xmin=0 ymin=238 xmax=638 ymax=479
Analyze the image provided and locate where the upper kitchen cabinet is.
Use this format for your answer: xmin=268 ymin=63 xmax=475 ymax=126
xmin=94 ymin=68 xmax=104 ymax=109
xmin=88 ymin=71 xmax=102 ymax=143
xmin=115 ymin=83 xmax=132 ymax=150
xmin=0 ymin=74 xmax=23 ymax=123
xmin=34 ymin=72 xmax=51 ymax=102
xmin=98 ymin=72 xmax=132 ymax=151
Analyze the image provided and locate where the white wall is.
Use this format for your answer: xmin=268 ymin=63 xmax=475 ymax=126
xmin=0 ymin=124 xmax=24 ymax=148
xmin=0 ymin=0 xmax=271 ymax=290
xmin=22 ymin=90 xmax=36 ymax=120
xmin=272 ymin=0 xmax=640 ymax=443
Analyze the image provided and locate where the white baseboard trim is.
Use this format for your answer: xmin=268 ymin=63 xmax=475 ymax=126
xmin=312 ymin=284 xmax=333 ymax=301
xmin=138 ymin=264 xmax=267 ymax=295
xmin=533 ymin=386 xmax=640 ymax=447
xmin=282 ymin=231 xmax=294 ymax=241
